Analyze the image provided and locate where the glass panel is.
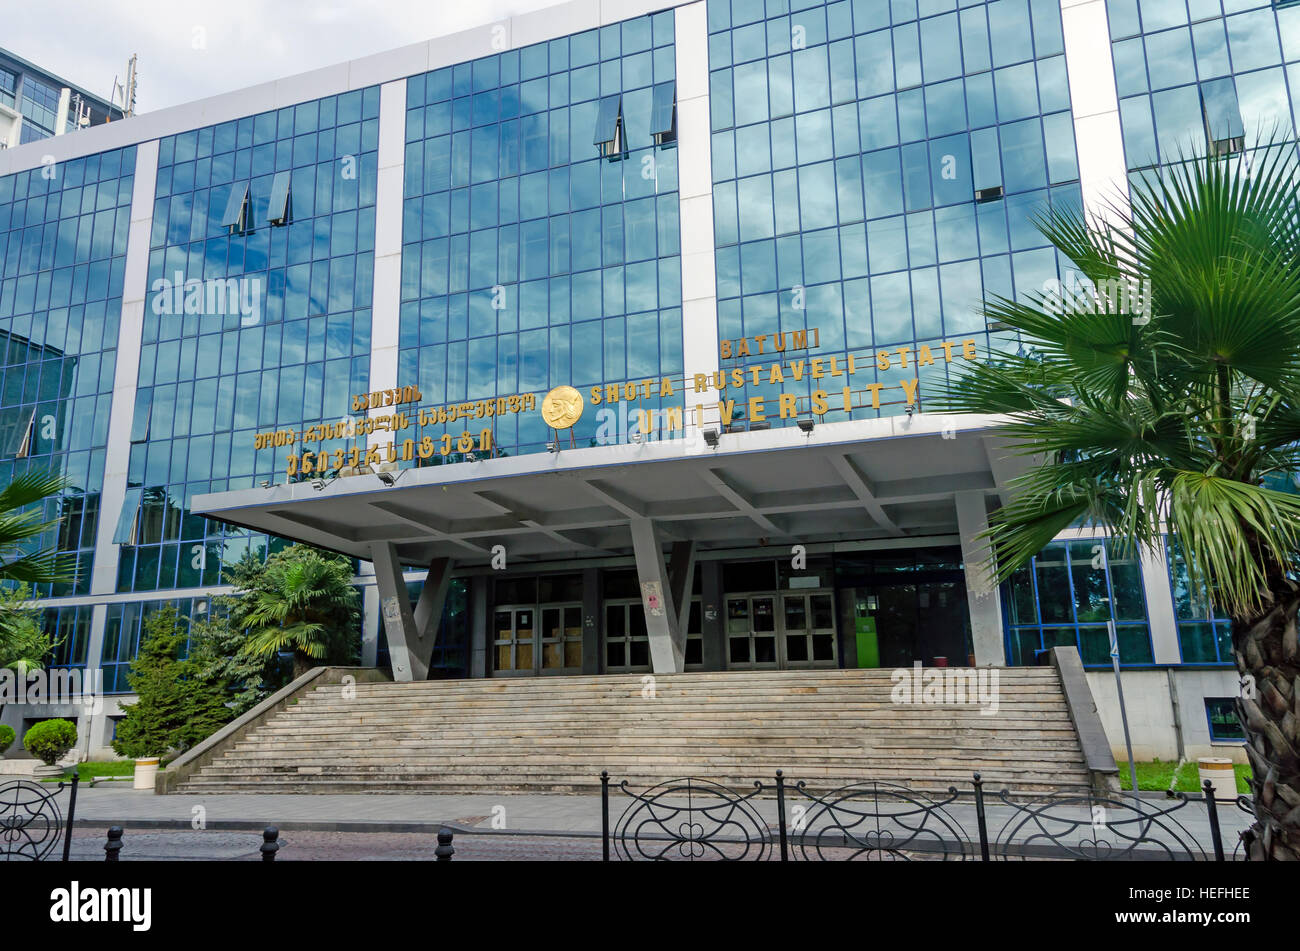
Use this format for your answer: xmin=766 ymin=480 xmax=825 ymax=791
xmin=267 ymin=170 xmax=292 ymax=225
xmin=112 ymin=487 xmax=143 ymax=544
xmin=727 ymin=598 xmax=750 ymax=633
xmin=494 ymin=610 xmax=512 ymax=639
xmin=630 ymin=640 xmax=649 ymax=666
xmin=221 ymin=181 xmax=249 ymax=228
xmin=0 ymin=406 xmax=34 ymax=457
xmin=517 ymin=642 xmax=534 ymax=669
xmin=754 ymin=636 xmax=777 ymax=663
xmin=812 ymin=634 xmax=834 ymax=662
xmin=564 ymin=640 xmax=582 ymax=667
xmin=1205 ymin=699 xmax=1245 ymax=741
xmin=543 ymin=607 xmax=561 ymax=638
xmin=811 ymin=594 xmax=834 ymax=629
xmin=784 ymin=595 xmax=807 ymax=631
xmin=1069 ymin=540 xmax=1110 ymax=622
xmin=594 ymin=94 xmax=622 ymax=146
xmin=1198 ymin=77 xmax=1244 ymax=150
xmin=786 ymin=634 xmax=809 ymax=662
xmin=1117 ymin=624 xmax=1153 ymax=664
xmin=685 ymin=637 xmax=702 ymax=665
xmin=650 ymin=81 xmax=676 ymax=137
xmin=564 ymin=606 xmax=582 ymax=636
xmin=752 ymin=597 xmax=775 ymax=632
xmin=607 ymin=641 xmax=626 ymax=666
xmin=729 ymin=637 xmax=751 ymax=663
xmin=606 ymin=604 xmax=626 ymax=637
xmin=129 ymin=390 xmax=152 ymax=443
xmin=1034 ymin=543 xmax=1071 ymax=623
xmin=1078 ymin=625 xmax=1110 ymax=666
xmin=543 ymin=642 xmax=563 ymax=668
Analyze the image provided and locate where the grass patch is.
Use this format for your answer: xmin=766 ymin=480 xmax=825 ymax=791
xmin=39 ymin=760 xmax=136 ymax=783
xmin=1117 ymin=759 xmax=1251 ymax=793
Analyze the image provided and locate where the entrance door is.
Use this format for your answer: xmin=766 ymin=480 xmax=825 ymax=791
xmin=493 ymin=603 xmax=583 ymax=675
xmin=493 ymin=605 xmax=535 ymax=674
xmin=727 ymin=590 xmax=838 ymax=668
xmin=539 ymin=603 xmax=584 ymax=672
xmin=781 ymin=591 xmax=837 ymax=666
xmin=850 ymin=578 xmax=970 ymax=667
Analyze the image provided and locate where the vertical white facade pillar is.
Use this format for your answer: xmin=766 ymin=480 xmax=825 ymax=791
xmin=955 ymin=491 xmax=1006 ymax=666
xmin=1139 ymin=540 xmax=1183 ymax=665
xmin=1060 ymin=0 xmax=1130 ymax=228
xmin=674 ymin=1 xmax=721 ymax=442
xmin=366 ymin=78 xmax=407 ymax=453
xmin=84 ymin=140 xmax=159 ymax=677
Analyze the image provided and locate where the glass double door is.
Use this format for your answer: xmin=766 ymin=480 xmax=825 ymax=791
xmin=493 ymin=602 xmax=583 ymax=676
xmin=726 ymin=590 xmax=837 ymax=668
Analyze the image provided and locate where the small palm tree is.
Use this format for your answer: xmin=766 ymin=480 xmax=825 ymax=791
xmin=0 ymin=472 xmax=69 ymax=671
xmin=0 ymin=471 xmax=70 ymax=586
xmin=232 ymin=545 xmax=360 ymax=679
xmin=940 ymin=144 xmax=1300 ymax=861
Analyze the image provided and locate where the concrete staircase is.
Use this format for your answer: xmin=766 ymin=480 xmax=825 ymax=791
xmin=173 ymin=668 xmax=1099 ymax=795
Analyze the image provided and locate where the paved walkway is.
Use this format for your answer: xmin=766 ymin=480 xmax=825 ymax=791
xmin=66 ymin=785 xmax=1253 ymax=858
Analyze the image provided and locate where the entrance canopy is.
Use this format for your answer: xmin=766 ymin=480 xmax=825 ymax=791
xmin=194 ymin=413 xmax=1032 ymax=567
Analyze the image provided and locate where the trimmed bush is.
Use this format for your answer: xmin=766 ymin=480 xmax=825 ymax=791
xmin=0 ymin=723 xmax=14 ymax=754
xmin=23 ymin=719 xmax=76 ymax=766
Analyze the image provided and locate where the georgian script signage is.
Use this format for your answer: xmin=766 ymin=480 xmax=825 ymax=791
xmin=253 ymin=329 xmax=982 ymax=479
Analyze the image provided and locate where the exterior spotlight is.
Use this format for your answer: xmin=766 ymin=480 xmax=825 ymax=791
xmin=547 ymin=442 xmax=559 ymax=453
xmin=750 ymin=421 xmax=770 ymax=431
xmin=377 ymin=470 xmax=398 ymax=486
xmin=311 ymin=479 xmax=326 ymax=490
xmin=797 ymin=418 xmax=814 ymax=434
xmin=703 ymin=428 xmax=720 ymax=448
xmin=464 ymin=451 xmax=477 ymax=462
xmin=905 ymin=404 xmax=915 ymax=417
xmin=630 ymin=429 xmax=643 ymax=444
xmin=259 ymin=480 xmax=271 ymax=488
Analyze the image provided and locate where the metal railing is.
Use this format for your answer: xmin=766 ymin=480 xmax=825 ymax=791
xmin=0 ymin=770 xmax=79 ymax=861
xmin=600 ymin=771 xmax=1247 ymax=861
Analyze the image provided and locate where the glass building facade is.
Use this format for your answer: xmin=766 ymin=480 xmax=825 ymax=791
xmin=0 ymin=0 xmax=1291 ymax=761
xmin=707 ymin=0 xmax=1081 ymax=428
xmin=119 ymin=88 xmax=381 ymax=593
xmin=399 ymin=11 xmax=683 ymax=457
xmin=0 ymin=49 xmax=123 ymax=147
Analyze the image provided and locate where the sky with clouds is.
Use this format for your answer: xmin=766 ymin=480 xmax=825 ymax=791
xmin=4 ymin=1 xmax=562 ymax=112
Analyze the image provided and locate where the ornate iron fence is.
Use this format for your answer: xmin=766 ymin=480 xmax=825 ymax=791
xmin=0 ymin=770 xmax=79 ymax=861
xmin=600 ymin=771 xmax=1245 ymax=862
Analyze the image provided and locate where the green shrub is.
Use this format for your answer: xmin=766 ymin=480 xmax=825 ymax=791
xmin=23 ymin=719 xmax=76 ymax=766
xmin=0 ymin=723 xmax=15 ymax=754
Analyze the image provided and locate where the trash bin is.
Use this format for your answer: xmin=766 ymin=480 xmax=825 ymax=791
xmin=1197 ymin=758 xmax=1236 ymax=801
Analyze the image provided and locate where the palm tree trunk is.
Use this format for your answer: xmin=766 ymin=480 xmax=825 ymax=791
xmin=292 ymin=651 xmax=313 ymax=681
xmin=1233 ymin=577 xmax=1300 ymax=861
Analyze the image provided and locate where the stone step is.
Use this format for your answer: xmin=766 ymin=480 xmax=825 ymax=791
xmin=174 ymin=668 xmax=1095 ymax=796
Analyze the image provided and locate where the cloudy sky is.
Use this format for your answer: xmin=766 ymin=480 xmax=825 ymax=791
xmin=5 ymin=0 xmax=562 ymax=112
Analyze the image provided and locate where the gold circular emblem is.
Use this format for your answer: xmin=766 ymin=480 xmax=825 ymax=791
xmin=541 ymin=385 xmax=584 ymax=430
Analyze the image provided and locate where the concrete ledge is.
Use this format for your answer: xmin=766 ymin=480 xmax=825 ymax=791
xmin=155 ymin=666 xmax=390 ymax=794
xmin=1051 ymin=646 xmax=1120 ymax=795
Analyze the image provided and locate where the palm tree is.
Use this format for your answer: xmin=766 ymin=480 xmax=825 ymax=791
xmin=940 ymin=144 xmax=1300 ymax=861
xmin=232 ymin=545 xmax=360 ymax=679
xmin=0 ymin=471 xmax=70 ymax=586
xmin=0 ymin=472 xmax=69 ymax=669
